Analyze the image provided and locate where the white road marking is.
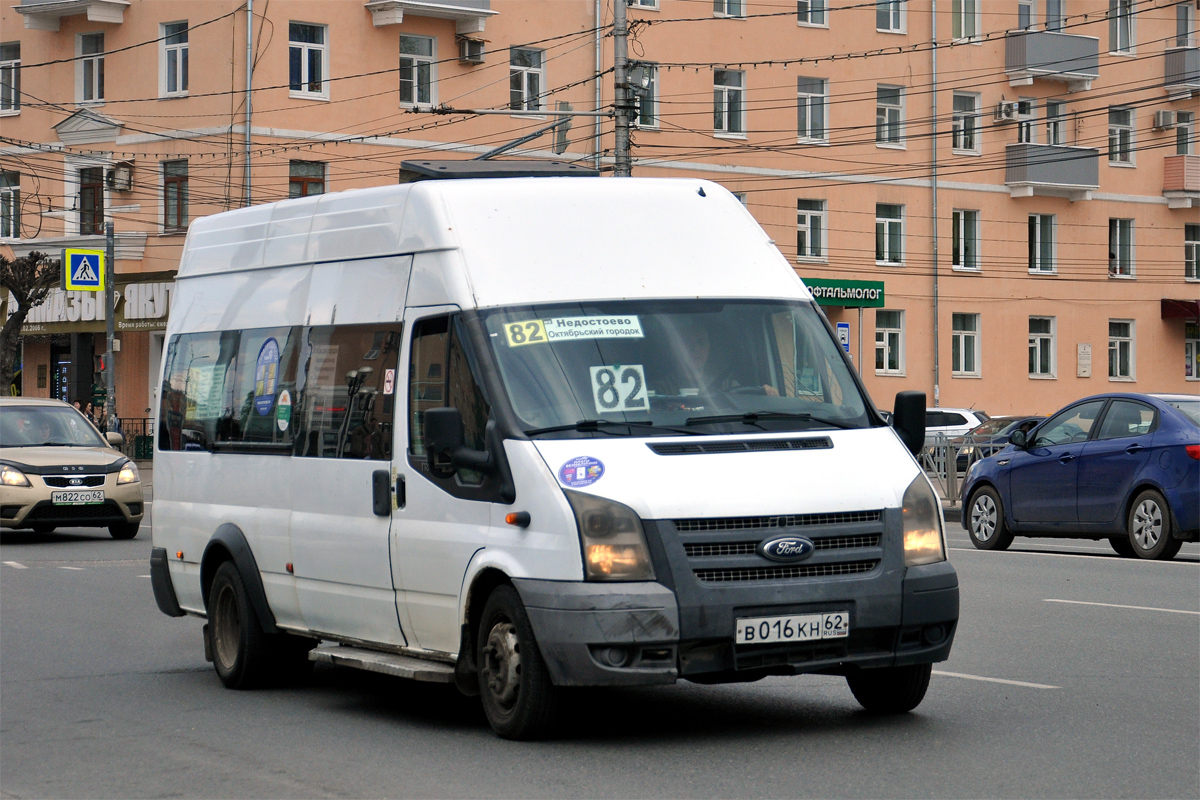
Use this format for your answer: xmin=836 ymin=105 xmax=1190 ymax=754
xmin=1044 ymin=599 xmax=1200 ymax=616
xmin=57 ymin=566 xmax=84 ymax=571
xmin=138 ymin=574 xmax=151 ymax=578
xmin=3 ymin=561 xmax=28 ymax=569
xmin=933 ymin=670 xmax=1059 ymax=690
xmin=949 ymin=547 xmax=1199 ymax=564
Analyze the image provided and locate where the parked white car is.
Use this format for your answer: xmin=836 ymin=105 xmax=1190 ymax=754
xmin=924 ymin=408 xmax=989 ymax=442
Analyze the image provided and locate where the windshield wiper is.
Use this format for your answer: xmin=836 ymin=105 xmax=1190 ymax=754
xmin=524 ymin=419 xmax=702 ymax=437
xmin=35 ymin=441 xmax=77 ymax=447
xmin=684 ymin=411 xmax=859 ymax=430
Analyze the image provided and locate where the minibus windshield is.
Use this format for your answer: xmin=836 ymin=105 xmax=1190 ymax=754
xmin=480 ymin=299 xmax=872 ymax=437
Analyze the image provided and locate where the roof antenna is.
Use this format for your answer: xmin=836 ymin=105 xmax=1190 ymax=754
xmin=697 ymin=186 xmax=706 ymax=197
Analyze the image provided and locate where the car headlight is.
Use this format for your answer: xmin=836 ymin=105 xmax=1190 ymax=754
xmin=1 ymin=464 xmax=31 ymax=487
xmin=564 ymin=490 xmax=655 ymax=581
xmin=116 ymin=462 xmax=140 ymax=485
xmin=902 ymin=473 xmax=945 ymax=567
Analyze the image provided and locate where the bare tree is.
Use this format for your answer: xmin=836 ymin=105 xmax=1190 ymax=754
xmin=0 ymin=251 xmax=60 ymax=394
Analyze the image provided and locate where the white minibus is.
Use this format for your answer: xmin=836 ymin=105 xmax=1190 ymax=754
xmin=150 ymin=172 xmax=957 ymax=739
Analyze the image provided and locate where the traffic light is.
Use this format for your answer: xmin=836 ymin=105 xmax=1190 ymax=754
xmin=92 ymin=355 xmax=107 ymax=406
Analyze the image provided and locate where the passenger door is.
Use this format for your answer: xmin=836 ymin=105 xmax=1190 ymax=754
xmin=1008 ymin=400 xmax=1105 ymax=526
xmin=1077 ymin=400 xmax=1157 ymax=527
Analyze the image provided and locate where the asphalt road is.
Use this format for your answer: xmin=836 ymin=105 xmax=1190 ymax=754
xmin=2 ymin=503 xmax=1197 ymax=799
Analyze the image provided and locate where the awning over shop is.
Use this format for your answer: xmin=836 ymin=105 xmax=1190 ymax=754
xmin=1161 ymin=298 xmax=1200 ymax=320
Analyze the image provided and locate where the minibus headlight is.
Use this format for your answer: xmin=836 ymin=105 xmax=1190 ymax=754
xmin=117 ymin=462 xmax=140 ymax=485
xmin=902 ymin=474 xmax=945 ymax=567
xmin=565 ymin=490 xmax=655 ymax=582
xmin=1 ymin=464 xmax=31 ymax=487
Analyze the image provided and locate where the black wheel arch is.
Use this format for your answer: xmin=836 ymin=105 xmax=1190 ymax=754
xmin=455 ymin=568 xmax=512 ymax=693
xmin=200 ymin=523 xmax=278 ymax=634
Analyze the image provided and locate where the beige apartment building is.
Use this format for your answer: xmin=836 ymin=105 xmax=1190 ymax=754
xmin=1 ymin=0 xmax=1197 ymax=425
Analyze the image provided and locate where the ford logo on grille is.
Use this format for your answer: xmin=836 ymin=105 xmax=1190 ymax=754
xmin=758 ymin=537 xmax=815 ymax=562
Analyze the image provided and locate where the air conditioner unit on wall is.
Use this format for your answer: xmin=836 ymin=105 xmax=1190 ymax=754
xmin=994 ymin=101 xmax=1017 ymax=122
xmin=1153 ymin=110 xmax=1177 ymax=130
xmin=458 ymin=38 xmax=484 ymax=64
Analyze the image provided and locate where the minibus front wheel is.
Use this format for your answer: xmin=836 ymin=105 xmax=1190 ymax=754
xmin=477 ymin=585 xmax=560 ymax=739
xmin=845 ymin=662 xmax=932 ymax=714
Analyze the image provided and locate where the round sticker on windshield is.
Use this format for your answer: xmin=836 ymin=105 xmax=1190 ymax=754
xmin=559 ymin=456 xmax=604 ymax=487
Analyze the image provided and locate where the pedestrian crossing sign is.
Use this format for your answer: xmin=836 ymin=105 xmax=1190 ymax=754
xmin=62 ymin=248 xmax=105 ymax=292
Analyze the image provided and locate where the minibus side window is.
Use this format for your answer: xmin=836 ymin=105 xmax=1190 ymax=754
xmin=221 ymin=326 xmax=300 ymax=449
xmin=293 ymin=324 xmax=402 ymax=460
xmin=158 ymin=330 xmax=240 ymax=452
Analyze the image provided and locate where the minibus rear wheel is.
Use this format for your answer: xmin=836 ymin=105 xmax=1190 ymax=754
xmin=209 ymin=561 xmax=271 ymax=689
xmin=477 ymin=585 xmax=560 ymax=739
xmin=846 ymin=663 xmax=932 ymax=714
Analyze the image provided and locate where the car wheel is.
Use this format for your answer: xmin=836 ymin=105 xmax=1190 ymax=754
xmin=208 ymin=561 xmax=271 ymax=689
xmin=108 ymin=521 xmax=140 ymax=540
xmin=31 ymin=523 xmax=56 ymax=534
xmin=476 ymin=584 xmax=559 ymax=740
xmin=967 ymin=487 xmax=1014 ymax=551
xmin=846 ymin=663 xmax=932 ymax=714
xmin=1108 ymin=536 xmax=1136 ymax=558
xmin=1127 ymin=490 xmax=1182 ymax=562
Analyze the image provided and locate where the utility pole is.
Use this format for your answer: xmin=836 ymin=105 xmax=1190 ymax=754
xmin=613 ymin=0 xmax=632 ymax=177
xmin=244 ymin=0 xmax=254 ymax=206
xmin=104 ymin=222 xmax=115 ymax=427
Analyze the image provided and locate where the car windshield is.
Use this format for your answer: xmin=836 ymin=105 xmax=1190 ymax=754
xmin=0 ymin=405 xmax=107 ymax=448
xmin=1163 ymin=399 xmax=1200 ymax=427
xmin=970 ymin=418 xmax=1015 ymax=436
xmin=480 ymin=299 xmax=871 ymax=437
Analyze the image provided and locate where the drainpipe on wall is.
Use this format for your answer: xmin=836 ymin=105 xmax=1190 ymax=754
xmin=595 ymin=0 xmax=603 ymax=170
xmin=244 ymin=0 xmax=253 ymax=207
xmin=930 ymin=0 xmax=940 ymax=408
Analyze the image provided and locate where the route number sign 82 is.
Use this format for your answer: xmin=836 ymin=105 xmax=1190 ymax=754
xmin=590 ymin=365 xmax=649 ymax=414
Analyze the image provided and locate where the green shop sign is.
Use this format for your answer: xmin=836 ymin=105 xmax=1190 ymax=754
xmin=803 ymin=278 xmax=885 ymax=308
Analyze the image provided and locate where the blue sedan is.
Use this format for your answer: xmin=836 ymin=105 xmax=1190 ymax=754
xmin=960 ymin=392 xmax=1199 ymax=560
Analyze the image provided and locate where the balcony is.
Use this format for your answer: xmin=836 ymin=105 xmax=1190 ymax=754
xmin=1163 ymin=154 xmax=1199 ymax=209
xmin=364 ymin=0 xmax=496 ymax=34
xmin=13 ymin=0 xmax=128 ymax=30
xmin=1005 ymin=143 xmax=1099 ymax=201
xmin=1165 ymin=47 xmax=1200 ymax=96
xmin=1005 ymin=31 xmax=1100 ymax=91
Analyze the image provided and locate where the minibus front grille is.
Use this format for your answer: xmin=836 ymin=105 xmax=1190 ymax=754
xmin=648 ymin=437 xmax=832 ymax=456
xmin=683 ymin=533 xmax=881 ymax=558
xmin=694 ymin=560 xmax=878 ymax=583
xmin=674 ymin=510 xmax=881 ymax=532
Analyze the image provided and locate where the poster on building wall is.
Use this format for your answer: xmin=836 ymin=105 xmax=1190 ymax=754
xmin=1077 ymin=343 xmax=1092 ymax=378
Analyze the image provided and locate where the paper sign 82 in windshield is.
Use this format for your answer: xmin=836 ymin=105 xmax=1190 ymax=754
xmin=591 ymin=364 xmax=649 ymax=414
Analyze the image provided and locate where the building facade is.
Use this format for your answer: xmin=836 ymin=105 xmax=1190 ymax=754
xmin=1 ymin=0 xmax=1196 ymax=424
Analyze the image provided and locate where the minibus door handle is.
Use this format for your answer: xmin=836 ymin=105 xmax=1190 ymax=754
xmin=395 ymin=475 xmax=406 ymax=509
xmin=371 ymin=470 xmax=392 ymax=516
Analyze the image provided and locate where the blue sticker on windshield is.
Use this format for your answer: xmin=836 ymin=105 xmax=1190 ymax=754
xmin=559 ymin=456 xmax=604 ymax=487
xmin=254 ymin=338 xmax=280 ymax=415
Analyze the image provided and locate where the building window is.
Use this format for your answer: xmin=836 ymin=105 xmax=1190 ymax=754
xmin=163 ymin=160 xmax=188 ymax=232
xmin=714 ymin=69 xmax=745 ymax=135
xmin=1108 ymin=218 xmax=1134 ymax=277
xmin=876 ymin=85 xmax=903 ymax=145
xmin=1186 ymin=323 xmax=1199 ymax=380
xmin=79 ymin=167 xmax=104 ymax=235
xmin=796 ymin=199 xmax=825 ymax=260
xmin=289 ymin=23 xmax=327 ymax=99
xmin=713 ymin=0 xmax=745 ymax=18
xmin=1108 ymin=107 xmax=1133 ymax=163
xmin=951 ymin=314 xmax=980 ymax=377
xmin=1045 ymin=100 xmax=1067 ymax=145
xmin=952 ymin=209 xmax=979 ymax=271
xmin=0 ymin=42 xmax=19 ymax=114
xmin=161 ymin=22 xmax=188 ymax=97
xmin=289 ymin=161 xmax=325 ymax=198
xmin=635 ymin=63 xmax=658 ymax=128
xmin=733 ymin=192 xmax=748 ymax=205
xmin=1017 ymin=99 xmax=1036 ymax=143
xmin=1177 ymin=111 xmax=1194 ymax=156
xmin=628 ymin=0 xmax=659 ymax=8
xmin=1018 ymin=0 xmax=1035 ymax=30
xmin=399 ymin=35 xmax=435 ymax=108
xmin=952 ymin=0 xmax=979 ymax=39
xmin=877 ymin=0 xmax=904 ymax=31
xmin=1046 ymin=0 xmax=1064 ymax=31
xmin=1178 ymin=1 xmax=1195 ymax=47
xmin=1109 ymin=0 xmax=1134 ymax=53
xmin=875 ymin=204 xmax=903 ymax=264
xmin=0 ymin=170 xmax=18 ymax=238
xmin=1029 ymin=317 xmax=1055 ymax=377
xmin=509 ymin=48 xmax=544 ymax=112
xmin=797 ymin=0 xmax=826 ymax=26
xmin=797 ymin=78 xmax=826 ymax=142
xmin=1028 ymin=214 xmax=1055 ymax=273
xmin=79 ymin=33 xmax=104 ymax=103
xmin=951 ymin=93 xmax=979 ymax=152
xmin=875 ymin=310 xmax=904 ymax=375
xmin=1108 ymin=320 xmax=1134 ymax=380
xmin=1185 ymin=223 xmax=1199 ymax=280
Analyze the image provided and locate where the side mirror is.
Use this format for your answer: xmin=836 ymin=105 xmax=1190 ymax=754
xmin=106 ymin=431 xmax=124 ymax=448
xmin=423 ymin=407 xmax=494 ymax=476
xmin=892 ymin=391 xmax=926 ymax=456
xmin=1010 ymin=429 xmax=1028 ymax=449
